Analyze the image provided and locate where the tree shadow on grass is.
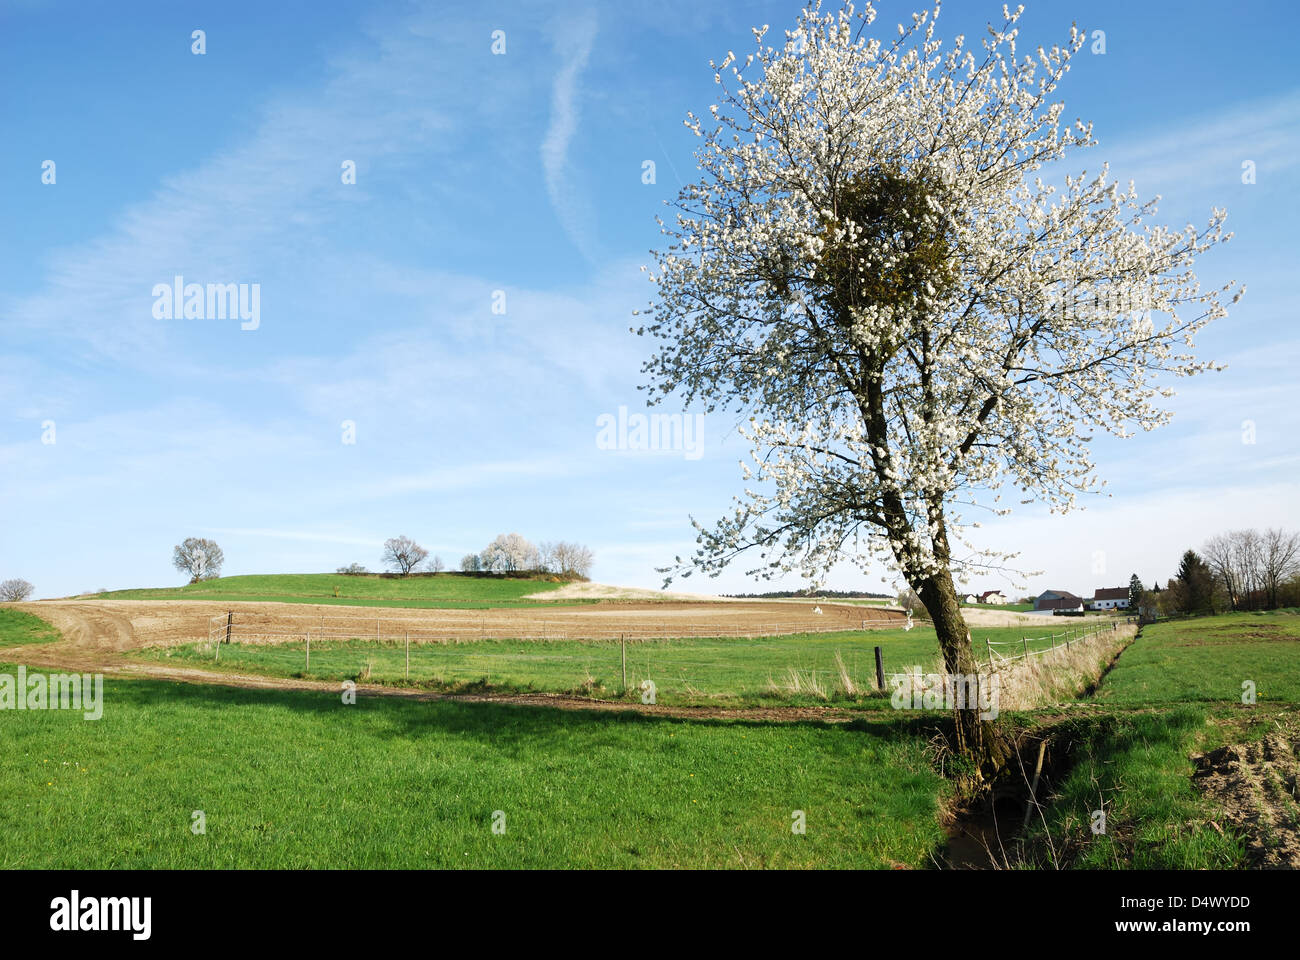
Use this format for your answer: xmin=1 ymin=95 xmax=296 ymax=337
xmin=97 ymin=671 xmax=948 ymax=757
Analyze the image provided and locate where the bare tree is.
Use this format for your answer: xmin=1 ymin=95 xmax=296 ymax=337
xmin=551 ymin=541 xmax=595 ymax=578
xmin=537 ymin=541 xmax=558 ymax=574
xmin=382 ymin=536 xmax=428 ymax=577
xmin=430 ymin=555 xmax=445 ymax=574
xmin=172 ymin=538 xmax=224 ymax=584
xmin=0 ymin=578 xmax=34 ymax=602
xmin=336 ymin=563 xmax=369 ymax=575
xmin=1203 ymin=532 xmax=1242 ymax=611
xmin=1261 ymin=528 xmax=1300 ymax=610
xmin=896 ymin=586 xmax=922 ymax=613
xmin=460 ymin=553 xmax=481 ymax=573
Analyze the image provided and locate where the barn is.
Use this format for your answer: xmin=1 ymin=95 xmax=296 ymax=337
xmin=1034 ymin=589 xmax=1084 ymax=613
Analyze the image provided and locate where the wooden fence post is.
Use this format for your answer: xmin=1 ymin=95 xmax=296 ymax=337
xmin=621 ymin=634 xmax=627 ymax=690
xmin=225 ymin=611 xmax=233 ymax=646
xmin=1022 ymin=739 xmax=1049 ymax=829
xmin=405 ymin=633 xmax=410 ymax=678
xmin=305 ymin=631 xmax=311 ymax=672
xmin=986 ymin=638 xmax=993 ymax=667
xmin=874 ymin=646 xmax=885 ymax=692
xmin=1022 ymin=637 xmax=1029 ymax=661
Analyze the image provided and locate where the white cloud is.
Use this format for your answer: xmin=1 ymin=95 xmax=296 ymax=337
xmin=541 ymin=13 xmax=600 ymax=263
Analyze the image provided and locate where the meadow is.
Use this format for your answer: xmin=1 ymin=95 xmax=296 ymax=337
xmin=140 ymin=622 xmax=1098 ymax=707
xmin=5 ymin=588 xmax=1295 ymax=870
xmin=1018 ymin=609 xmax=1300 ymax=869
xmin=83 ymin=572 xmax=570 ymax=609
xmin=0 ymin=665 xmax=947 ymax=869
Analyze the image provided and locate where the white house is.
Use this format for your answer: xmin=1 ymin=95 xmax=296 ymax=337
xmin=1088 ymin=587 xmax=1130 ymax=611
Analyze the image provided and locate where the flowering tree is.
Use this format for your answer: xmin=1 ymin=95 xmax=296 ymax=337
xmin=638 ymin=1 xmax=1238 ymax=765
xmin=172 ymin=537 xmax=224 ymax=583
xmin=480 ymin=533 xmax=540 ymax=574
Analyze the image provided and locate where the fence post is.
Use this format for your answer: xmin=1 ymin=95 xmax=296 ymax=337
xmin=225 ymin=611 xmax=233 ymax=646
xmin=405 ymin=633 xmax=410 ymax=678
xmin=874 ymin=646 xmax=885 ymax=692
xmin=1022 ymin=738 xmax=1049 ymax=829
xmin=986 ymin=638 xmax=993 ymax=668
xmin=305 ymin=631 xmax=310 ymax=672
xmin=1022 ymin=637 xmax=1029 ymax=661
xmin=621 ymin=634 xmax=627 ymax=690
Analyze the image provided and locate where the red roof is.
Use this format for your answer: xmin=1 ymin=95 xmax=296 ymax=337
xmin=1093 ymin=587 xmax=1129 ymax=601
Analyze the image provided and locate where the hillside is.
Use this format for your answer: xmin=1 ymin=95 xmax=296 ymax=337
xmin=77 ymin=572 xmax=572 ymax=609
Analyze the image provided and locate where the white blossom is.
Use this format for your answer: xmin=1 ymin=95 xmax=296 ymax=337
xmin=639 ymin=0 xmax=1238 ymax=596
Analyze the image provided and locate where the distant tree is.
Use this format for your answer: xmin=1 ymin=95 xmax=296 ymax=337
xmin=0 ymin=578 xmax=34 ymax=602
xmin=460 ymin=553 xmax=481 ymax=573
xmin=537 ymin=541 xmax=558 ymax=574
xmin=336 ymin=563 xmax=369 ymax=575
xmin=1136 ymin=589 xmax=1161 ymax=622
xmin=1261 ymin=528 xmax=1300 ymax=610
xmin=480 ymin=533 xmax=540 ymax=574
xmin=382 ymin=536 xmax=428 ymax=577
xmin=1204 ymin=531 xmax=1252 ymax=611
xmin=430 ymin=555 xmax=445 ymax=574
xmin=172 ymin=538 xmax=224 ymax=584
xmin=550 ymin=541 xmax=595 ymax=578
xmin=1127 ymin=574 xmax=1144 ymax=610
xmin=896 ymin=586 xmax=923 ymax=614
xmin=1175 ymin=549 xmax=1216 ymax=614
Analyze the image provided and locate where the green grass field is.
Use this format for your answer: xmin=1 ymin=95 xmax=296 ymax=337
xmin=1019 ymin=708 xmax=1246 ymax=869
xmin=1019 ymin=609 xmax=1300 ymax=869
xmin=139 ymin=622 xmax=1108 ymax=707
xmin=0 ymin=666 xmax=948 ymax=868
xmin=5 ymin=595 xmax=1293 ymax=870
xmin=0 ymin=608 xmax=63 ymax=648
xmin=86 ymin=572 xmax=572 ymax=609
xmin=1092 ymin=610 xmax=1300 ymax=705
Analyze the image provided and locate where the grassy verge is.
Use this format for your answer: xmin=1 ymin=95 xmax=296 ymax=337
xmin=81 ymin=572 xmax=574 ymax=609
xmin=1019 ymin=707 xmax=1245 ymax=868
xmin=0 ymin=668 xmax=948 ymax=868
xmin=0 ymin=608 xmax=63 ymax=648
xmin=1017 ymin=610 xmax=1300 ymax=868
xmin=137 ymin=624 xmax=1095 ymax=708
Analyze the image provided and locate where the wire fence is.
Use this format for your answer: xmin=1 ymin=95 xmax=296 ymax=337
xmin=204 ymin=609 xmax=906 ymax=647
xmin=196 ymin=611 xmax=1115 ymax=697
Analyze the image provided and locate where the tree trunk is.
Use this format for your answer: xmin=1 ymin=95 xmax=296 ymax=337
xmin=914 ymin=566 xmax=1011 ymax=782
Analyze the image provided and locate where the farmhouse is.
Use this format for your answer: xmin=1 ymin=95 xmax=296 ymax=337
xmin=1088 ymin=587 xmax=1130 ymax=611
xmin=978 ymin=590 xmax=1007 ymax=604
xmin=962 ymin=593 xmax=979 ymax=603
xmin=1034 ymin=589 xmax=1084 ymax=613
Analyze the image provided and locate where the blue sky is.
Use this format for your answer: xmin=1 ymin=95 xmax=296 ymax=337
xmin=2 ymin=0 xmax=1298 ymax=600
